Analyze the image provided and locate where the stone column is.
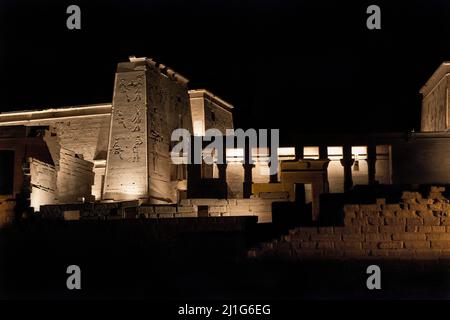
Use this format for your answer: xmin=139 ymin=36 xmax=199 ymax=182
xmin=367 ymin=144 xmax=377 ymax=185
xmin=340 ymin=145 xmax=354 ymax=192
xmin=319 ymin=145 xmax=328 ymax=160
xmin=187 ymin=135 xmax=202 ymax=199
xmin=218 ymin=141 xmax=228 ymax=197
xmin=265 ymin=131 xmax=278 ymax=183
xmin=243 ymin=139 xmax=253 ymax=198
xmin=295 ymin=144 xmax=304 ymax=160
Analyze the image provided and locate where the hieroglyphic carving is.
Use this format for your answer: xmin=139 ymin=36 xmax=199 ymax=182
xmin=132 ymin=136 xmax=143 ymax=162
xmin=115 ymin=110 xmax=126 ymax=129
xmin=119 ymin=74 xmax=144 ymax=103
xmin=131 ymin=105 xmax=142 ymax=132
xmin=112 ymin=137 xmax=124 ymax=160
xmin=104 ymin=60 xmax=192 ymax=203
xmin=104 ymin=70 xmax=148 ymax=200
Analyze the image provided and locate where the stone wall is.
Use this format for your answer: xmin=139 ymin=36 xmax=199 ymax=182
xmin=56 ymin=148 xmax=94 ymax=203
xmin=421 ymin=76 xmax=447 ymax=132
xmin=136 ymin=198 xmax=279 ymax=223
xmin=420 ymin=63 xmax=450 ymax=132
xmin=103 ymin=58 xmax=192 ymax=203
xmin=29 ymin=158 xmax=57 ymax=211
xmin=249 ymin=187 xmax=450 ymax=259
xmin=0 ymin=107 xmax=112 ymax=162
xmin=188 ymin=89 xmax=234 ymax=136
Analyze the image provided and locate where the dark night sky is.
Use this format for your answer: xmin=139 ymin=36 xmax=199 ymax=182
xmin=2 ymin=0 xmax=450 ymax=142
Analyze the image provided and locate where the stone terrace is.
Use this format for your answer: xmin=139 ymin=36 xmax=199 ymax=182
xmin=248 ymin=187 xmax=450 ymax=260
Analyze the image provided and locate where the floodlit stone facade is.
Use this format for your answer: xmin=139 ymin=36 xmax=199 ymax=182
xmin=3 ymin=58 xmax=450 ymax=229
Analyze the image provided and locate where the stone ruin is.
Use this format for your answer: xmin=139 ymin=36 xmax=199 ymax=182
xmin=249 ymin=187 xmax=450 ymax=260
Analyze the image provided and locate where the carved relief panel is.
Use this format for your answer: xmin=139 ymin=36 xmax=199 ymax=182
xmin=103 ymin=70 xmax=148 ymax=200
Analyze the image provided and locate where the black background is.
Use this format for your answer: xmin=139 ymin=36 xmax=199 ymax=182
xmin=2 ymin=0 xmax=450 ymax=142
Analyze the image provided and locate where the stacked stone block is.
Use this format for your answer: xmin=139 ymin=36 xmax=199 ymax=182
xmin=176 ymin=198 xmax=275 ymax=223
xmin=249 ymin=187 xmax=450 ymax=260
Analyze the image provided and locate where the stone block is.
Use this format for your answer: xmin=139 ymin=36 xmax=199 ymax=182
xmin=342 ymin=234 xmax=365 ymax=241
xmin=352 ymin=218 xmax=367 ymax=225
xmin=63 ymin=210 xmax=80 ymax=221
xmin=401 ymin=191 xmax=422 ymax=202
xmin=291 ymin=233 xmax=312 ymax=241
xmin=177 ymin=206 xmax=196 ymax=213
xmin=423 ymin=217 xmax=441 ymax=226
xmin=385 ymin=204 xmax=401 ymax=212
xmin=439 ymin=249 xmax=450 ymax=258
xmin=417 ymin=210 xmax=435 ymax=218
xmin=154 ymin=206 xmax=177 ymax=214
xmin=380 ymin=210 xmax=395 ymax=218
xmin=385 ymin=217 xmax=406 ymax=225
xmin=409 ymin=203 xmax=428 ymax=211
xmin=344 ymin=211 xmax=357 ymax=219
xmin=404 ymin=241 xmax=430 ymax=249
xmin=395 ymin=210 xmax=417 ymax=218
xmin=366 ymin=233 xmax=392 ymax=241
xmin=418 ymin=226 xmax=446 ymax=233
xmin=257 ymin=212 xmax=272 ymax=224
xmin=429 ymin=203 xmax=443 ymax=211
xmin=157 ymin=213 xmax=176 ymax=219
xmin=361 ymin=225 xmax=378 ymax=233
xmin=365 ymin=211 xmax=380 ymax=218
xmin=343 ymin=204 xmax=359 ymax=213
xmin=311 ymin=234 xmax=342 ymax=241
xmin=393 ymin=233 xmax=426 ymax=241
xmin=318 ymin=227 xmax=334 ymax=234
xmin=426 ymin=233 xmax=450 ymax=240
xmin=417 ymin=198 xmax=433 ymax=205
xmin=380 ymin=226 xmax=405 ymax=233
xmin=406 ymin=218 xmax=423 ymax=226
xmin=179 ymin=199 xmax=191 ymax=206
xmin=138 ymin=206 xmax=154 ymax=215
xmin=360 ymin=204 xmax=379 ymax=212
xmin=334 ymin=241 xmax=362 ymax=250
xmin=405 ymin=226 xmax=418 ymax=232
xmin=192 ymin=199 xmax=228 ymax=206
xmin=335 ymin=226 xmax=361 ymax=234
xmin=431 ymin=241 xmax=450 ymax=249
xmin=378 ymin=241 xmax=403 ymax=249
xmin=208 ymin=206 xmax=227 ymax=213
xmin=370 ymin=249 xmax=390 ymax=257
xmin=317 ymin=241 xmax=334 ymax=249
xmin=441 ymin=217 xmax=450 ymax=225
xmin=208 ymin=212 xmax=222 ymax=217
xmin=362 ymin=242 xmax=380 ymax=249
xmin=414 ymin=249 xmax=441 ymax=258
xmin=343 ymin=218 xmax=353 ymax=226
xmin=367 ymin=217 xmax=385 ymax=225
xmin=431 ymin=186 xmax=445 ymax=193
xmin=297 ymin=227 xmax=318 ymax=234
xmin=299 ymin=241 xmax=317 ymax=249
xmin=259 ymin=192 xmax=289 ymax=199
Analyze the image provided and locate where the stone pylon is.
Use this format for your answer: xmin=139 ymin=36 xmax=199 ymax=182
xmin=103 ymin=56 xmax=192 ymax=203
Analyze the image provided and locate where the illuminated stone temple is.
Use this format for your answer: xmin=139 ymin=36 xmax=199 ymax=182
xmin=2 ymin=57 xmax=450 ymax=228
